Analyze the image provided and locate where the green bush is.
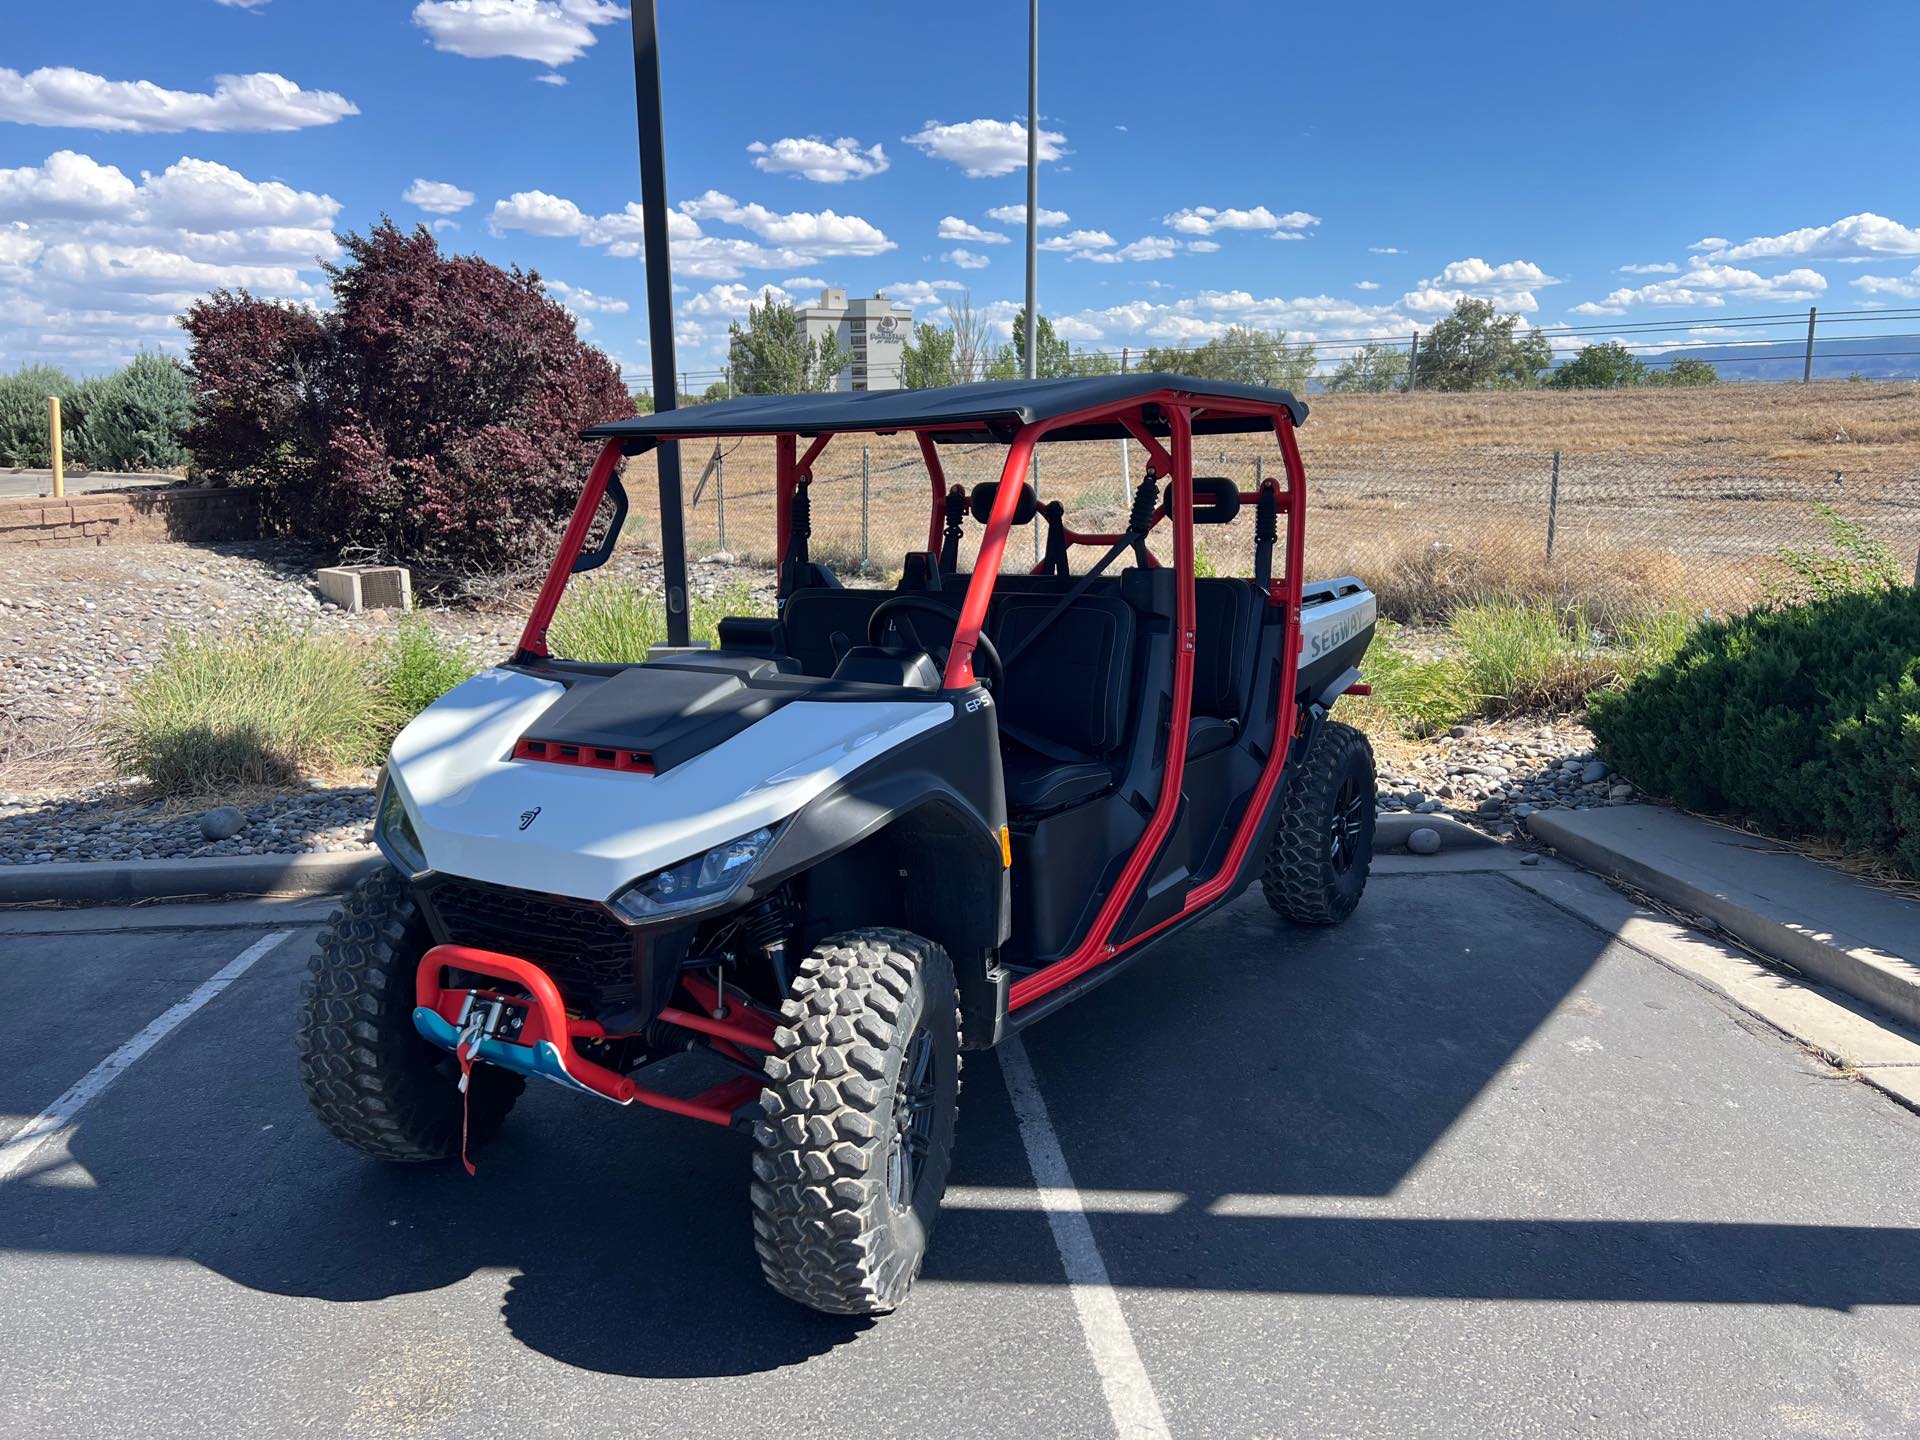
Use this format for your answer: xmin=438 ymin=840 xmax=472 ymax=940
xmin=379 ymin=617 xmax=477 ymax=719
xmin=549 ymin=580 xmax=768 ymax=664
xmin=105 ymin=625 xmax=401 ymax=792
xmin=1768 ymin=504 xmax=1906 ymax=606
xmin=1589 ymin=587 xmax=1920 ymax=876
xmin=78 ymin=352 xmax=193 ymax=471
xmin=0 ymin=364 xmax=79 ymax=468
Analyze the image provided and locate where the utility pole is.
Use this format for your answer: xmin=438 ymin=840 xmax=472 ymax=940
xmin=1803 ymin=306 xmax=1818 ymax=384
xmin=628 ymin=0 xmax=689 ymax=645
xmin=1023 ymin=0 xmax=1038 ymax=381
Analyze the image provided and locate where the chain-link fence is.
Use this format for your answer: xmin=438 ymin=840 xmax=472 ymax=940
xmin=617 ymin=435 xmax=1920 ymax=620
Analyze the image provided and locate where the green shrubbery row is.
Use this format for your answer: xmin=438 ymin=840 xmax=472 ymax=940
xmin=1591 ymin=587 xmax=1920 ymax=876
xmin=0 ymin=354 xmax=193 ymax=472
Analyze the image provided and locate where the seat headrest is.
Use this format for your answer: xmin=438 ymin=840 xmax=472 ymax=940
xmin=899 ymin=551 xmax=942 ymax=592
xmin=970 ymin=480 xmax=1039 ymax=526
xmin=1192 ymin=477 xmax=1242 ymax=524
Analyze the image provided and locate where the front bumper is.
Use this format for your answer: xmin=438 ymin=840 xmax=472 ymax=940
xmin=411 ymin=944 xmax=773 ymax=1128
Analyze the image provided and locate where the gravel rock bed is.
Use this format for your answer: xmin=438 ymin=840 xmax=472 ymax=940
xmin=0 ymin=539 xmax=769 ymax=868
xmin=1372 ymin=717 xmax=1628 ymax=839
xmin=0 ymin=780 xmax=379 ymax=865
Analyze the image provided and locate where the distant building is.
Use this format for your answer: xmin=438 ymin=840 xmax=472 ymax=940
xmin=793 ymin=288 xmax=914 ymax=391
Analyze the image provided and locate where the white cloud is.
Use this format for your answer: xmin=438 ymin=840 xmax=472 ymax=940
xmin=1570 ymin=259 xmax=1827 ymax=315
xmin=404 ymin=178 xmax=474 ymax=214
xmin=1692 ymin=213 xmax=1920 ymax=263
xmin=1162 ymin=205 xmax=1319 ymax=236
xmin=1853 ymin=266 xmax=1920 ymax=300
xmin=0 ymin=224 xmax=44 ymax=280
xmin=782 ymin=275 xmax=830 ymax=289
xmin=1368 ymin=246 xmax=1403 ymax=255
xmin=37 ymin=242 xmax=311 ymax=296
xmin=1037 ymin=229 xmax=1116 ymax=253
xmin=412 ymin=0 xmax=623 ymax=68
xmin=903 ymin=119 xmax=1065 ymax=178
xmin=938 ymin=215 xmax=1009 ymax=244
xmin=1055 ymin=288 xmax=1423 ymax=349
xmin=680 ymin=282 xmax=787 ymax=318
xmin=878 ymin=279 xmax=964 ymax=309
xmin=676 ymin=190 xmax=893 ymax=256
xmin=0 ymin=66 xmax=356 ymax=132
xmin=0 ymin=150 xmax=138 ymax=218
xmin=1052 ymin=316 xmax=1104 ymax=342
xmin=986 ymin=203 xmax=1069 ymax=227
xmin=494 ymin=186 xmax=893 ymax=279
xmin=544 ymin=278 xmax=629 ymax=313
xmin=533 ymin=72 xmax=568 ymax=85
xmin=1186 ymin=239 xmax=1220 ymax=253
xmin=942 ymin=248 xmax=990 ymax=270
xmin=141 ymin=157 xmax=337 ymax=231
xmin=1619 ymin=261 xmax=1679 ymax=274
xmin=429 ymin=218 xmax=459 ymax=234
xmin=216 ymin=0 xmax=272 ymax=8
xmin=1078 ymin=236 xmax=1181 ymax=265
xmin=747 ymin=136 xmax=889 ymax=183
xmin=1402 ymin=257 xmax=1561 ymax=313
xmin=1354 ymin=280 xmax=1379 ymax=291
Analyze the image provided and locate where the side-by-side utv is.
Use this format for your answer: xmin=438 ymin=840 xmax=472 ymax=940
xmin=297 ymin=374 xmax=1378 ymax=1315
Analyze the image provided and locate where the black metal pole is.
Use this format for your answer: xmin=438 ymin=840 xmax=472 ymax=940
xmin=629 ymin=0 xmax=689 ymax=646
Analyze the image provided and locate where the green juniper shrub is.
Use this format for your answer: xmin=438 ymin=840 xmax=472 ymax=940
xmin=1588 ymin=586 xmax=1920 ymax=877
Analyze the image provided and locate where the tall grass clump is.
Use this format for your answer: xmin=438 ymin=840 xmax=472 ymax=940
xmin=1339 ymin=620 xmax=1478 ymax=739
xmin=549 ymin=580 xmax=770 ymax=663
xmin=105 ymin=625 xmax=400 ymax=792
xmin=379 ymin=617 xmax=477 ymax=718
xmin=1447 ymin=600 xmax=1695 ymax=714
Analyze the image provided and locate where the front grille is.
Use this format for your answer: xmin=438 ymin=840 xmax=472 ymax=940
xmin=423 ymin=878 xmax=638 ymax=1008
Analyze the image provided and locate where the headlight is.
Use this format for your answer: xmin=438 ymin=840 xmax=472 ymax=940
xmin=374 ymin=778 xmax=429 ymax=876
xmin=609 ymin=826 xmax=775 ymax=921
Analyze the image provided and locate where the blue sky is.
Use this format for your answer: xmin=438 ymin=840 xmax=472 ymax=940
xmin=4 ymin=0 xmax=1920 ymax=383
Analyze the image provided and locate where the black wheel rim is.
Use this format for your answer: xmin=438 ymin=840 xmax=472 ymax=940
xmin=1329 ymin=773 xmax=1367 ymax=874
xmin=886 ymin=1024 xmax=936 ymax=1212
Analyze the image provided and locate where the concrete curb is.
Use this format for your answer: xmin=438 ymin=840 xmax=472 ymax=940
xmin=1527 ymin=806 xmax=1920 ymax=1030
xmin=1375 ymin=812 xmax=1495 ymax=852
xmin=0 ymin=851 xmax=379 ymax=908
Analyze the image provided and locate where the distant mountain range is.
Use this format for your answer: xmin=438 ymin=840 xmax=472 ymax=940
xmin=1633 ymin=334 xmax=1920 ymax=382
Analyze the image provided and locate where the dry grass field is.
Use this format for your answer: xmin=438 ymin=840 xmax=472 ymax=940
xmin=615 ymin=381 xmax=1920 ymax=618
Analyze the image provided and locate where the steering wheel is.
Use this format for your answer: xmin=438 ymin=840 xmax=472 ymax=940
xmin=867 ymin=594 xmax=1005 ymax=691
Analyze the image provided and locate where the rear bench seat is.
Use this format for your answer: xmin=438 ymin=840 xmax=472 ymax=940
xmin=776 ymin=569 xmax=1259 ymax=813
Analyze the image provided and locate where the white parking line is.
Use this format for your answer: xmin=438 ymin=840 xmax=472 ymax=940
xmin=0 ymin=929 xmax=294 ymax=1184
xmin=998 ymin=1035 xmax=1172 ymax=1440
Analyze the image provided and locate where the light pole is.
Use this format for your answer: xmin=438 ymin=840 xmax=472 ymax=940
xmin=628 ymin=0 xmax=689 ymax=646
xmin=1023 ymin=0 xmax=1038 ymax=381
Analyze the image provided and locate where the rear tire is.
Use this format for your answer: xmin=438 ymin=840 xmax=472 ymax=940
xmin=752 ymin=927 xmax=961 ymax=1316
xmin=1263 ymin=719 xmax=1375 ymax=926
xmin=297 ymin=867 xmax=523 ymax=1163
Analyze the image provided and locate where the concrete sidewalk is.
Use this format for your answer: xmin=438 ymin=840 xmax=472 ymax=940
xmin=1528 ymin=804 xmax=1920 ymax=1028
xmin=0 ymin=470 xmax=169 ymax=500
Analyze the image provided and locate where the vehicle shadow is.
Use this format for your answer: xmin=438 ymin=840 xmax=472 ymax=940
xmin=11 ymin=868 xmax=1920 ymax=1381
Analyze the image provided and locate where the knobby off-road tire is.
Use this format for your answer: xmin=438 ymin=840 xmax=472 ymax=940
xmin=297 ymin=867 xmax=523 ymax=1162
xmin=752 ymin=927 xmax=961 ymax=1316
xmin=1263 ymin=719 xmax=1376 ymax=926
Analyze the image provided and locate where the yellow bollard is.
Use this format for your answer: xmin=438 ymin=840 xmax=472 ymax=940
xmin=48 ymin=394 xmax=64 ymax=499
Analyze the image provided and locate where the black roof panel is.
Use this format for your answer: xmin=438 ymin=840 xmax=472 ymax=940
xmin=583 ymin=373 xmax=1306 ymax=446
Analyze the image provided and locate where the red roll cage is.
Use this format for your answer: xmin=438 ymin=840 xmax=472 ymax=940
xmin=514 ymin=390 xmax=1308 ymax=1013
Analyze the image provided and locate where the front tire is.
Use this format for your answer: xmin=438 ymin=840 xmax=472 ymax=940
xmin=1263 ymin=719 xmax=1376 ymax=926
xmin=752 ymin=927 xmax=961 ymax=1316
xmin=297 ymin=867 xmax=523 ymax=1162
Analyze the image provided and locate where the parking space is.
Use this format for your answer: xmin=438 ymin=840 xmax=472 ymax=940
xmin=5 ymin=867 xmax=1920 ymax=1438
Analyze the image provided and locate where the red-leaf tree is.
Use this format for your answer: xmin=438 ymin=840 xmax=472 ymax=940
xmin=183 ymin=220 xmax=631 ymax=578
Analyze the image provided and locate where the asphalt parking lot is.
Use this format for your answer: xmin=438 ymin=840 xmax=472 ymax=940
xmin=6 ymin=856 xmax=1920 ymax=1439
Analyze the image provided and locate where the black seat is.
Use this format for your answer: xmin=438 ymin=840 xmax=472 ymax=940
xmin=1190 ymin=579 xmax=1261 ymax=746
xmin=989 ymin=587 xmax=1137 ymax=814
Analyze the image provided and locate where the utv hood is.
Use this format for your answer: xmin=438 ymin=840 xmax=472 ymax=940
xmin=387 ymin=667 xmax=951 ymax=902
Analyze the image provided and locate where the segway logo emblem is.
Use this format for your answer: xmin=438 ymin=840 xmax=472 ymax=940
xmin=518 ymin=807 xmax=541 ymax=831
